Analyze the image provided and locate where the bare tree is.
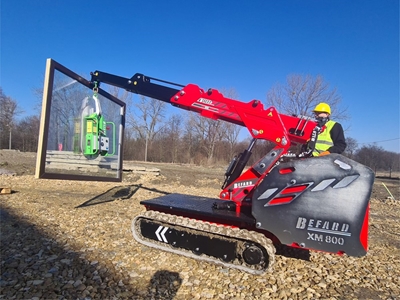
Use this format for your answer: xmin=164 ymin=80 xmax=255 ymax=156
xmin=219 ymin=88 xmax=242 ymax=159
xmin=127 ymin=95 xmax=166 ymax=161
xmin=220 ymin=122 xmax=241 ymax=160
xmin=355 ymin=144 xmax=400 ymax=175
xmin=266 ymin=74 xmax=348 ymax=121
xmin=181 ymin=113 xmax=200 ymax=164
xmin=187 ymin=111 xmax=226 ymax=164
xmin=343 ymin=137 xmax=358 ymax=159
xmin=0 ymin=88 xmax=22 ymax=149
xmin=160 ymin=114 xmax=182 ymax=163
xmin=150 ymin=114 xmax=182 ymax=163
xmin=14 ymin=115 xmax=40 ymax=152
xmin=383 ymin=151 xmax=400 ymax=176
xmin=355 ymin=144 xmax=384 ymax=172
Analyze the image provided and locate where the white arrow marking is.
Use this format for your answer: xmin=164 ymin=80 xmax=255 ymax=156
xmin=155 ymin=226 xmax=169 ymax=243
xmin=161 ymin=226 xmax=168 ymax=243
xmin=155 ymin=226 xmax=163 ymax=241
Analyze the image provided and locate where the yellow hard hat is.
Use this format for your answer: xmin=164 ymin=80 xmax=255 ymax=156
xmin=313 ymin=102 xmax=331 ymax=114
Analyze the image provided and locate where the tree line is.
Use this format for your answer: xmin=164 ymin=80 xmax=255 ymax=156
xmin=1 ymin=74 xmax=399 ymax=175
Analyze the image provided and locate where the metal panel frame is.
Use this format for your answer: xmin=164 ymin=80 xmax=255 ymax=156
xmin=35 ymin=58 xmax=126 ymax=182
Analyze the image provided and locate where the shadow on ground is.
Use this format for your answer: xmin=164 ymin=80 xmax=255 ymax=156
xmin=0 ymin=206 xmax=182 ymax=299
xmin=75 ymin=184 xmax=170 ymax=208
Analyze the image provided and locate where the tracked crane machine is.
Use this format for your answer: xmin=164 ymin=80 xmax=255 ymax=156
xmin=90 ymin=71 xmax=374 ymax=274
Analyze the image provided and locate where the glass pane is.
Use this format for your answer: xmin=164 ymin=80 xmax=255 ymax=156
xmin=36 ymin=59 xmax=125 ymax=181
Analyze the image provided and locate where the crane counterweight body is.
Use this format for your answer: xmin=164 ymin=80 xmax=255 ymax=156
xmin=89 ymin=70 xmax=374 ymax=274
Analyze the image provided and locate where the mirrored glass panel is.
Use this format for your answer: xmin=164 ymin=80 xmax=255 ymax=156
xmin=35 ymin=59 xmax=125 ymax=181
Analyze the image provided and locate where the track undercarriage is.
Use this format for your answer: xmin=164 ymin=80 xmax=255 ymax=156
xmin=131 ymin=194 xmax=276 ymax=275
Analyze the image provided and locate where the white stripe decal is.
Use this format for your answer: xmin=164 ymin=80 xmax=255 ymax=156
xmin=155 ymin=226 xmax=169 ymax=243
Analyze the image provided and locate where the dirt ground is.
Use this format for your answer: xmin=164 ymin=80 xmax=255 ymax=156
xmin=1 ymin=149 xmax=399 ymax=299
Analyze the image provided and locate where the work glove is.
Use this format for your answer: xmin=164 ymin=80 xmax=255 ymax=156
xmin=319 ymin=151 xmax=330 ymax=156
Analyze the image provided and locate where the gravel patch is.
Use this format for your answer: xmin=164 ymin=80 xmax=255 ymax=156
xmin=0 ymin=151 xmax=399 ymax=299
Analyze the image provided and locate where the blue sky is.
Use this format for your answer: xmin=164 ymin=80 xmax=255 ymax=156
xmin=1 ymin=0 xmax=399 ymax=153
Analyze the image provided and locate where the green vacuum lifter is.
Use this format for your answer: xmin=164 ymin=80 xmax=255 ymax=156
xmin=80 ymin=92 xmax=111 ymax=159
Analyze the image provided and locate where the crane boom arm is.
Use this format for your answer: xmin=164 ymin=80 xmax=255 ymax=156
xmin=90 ymin=71 xmax=182 ymax=103
xmin=90 ymin=70 xmax=316 ymax=149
